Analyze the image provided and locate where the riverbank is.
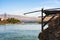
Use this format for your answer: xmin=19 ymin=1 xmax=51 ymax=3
xmin=0 ymin=18 xmax=23 ymax=24
xmin=0 ymin=21 xmax=23 ymax=24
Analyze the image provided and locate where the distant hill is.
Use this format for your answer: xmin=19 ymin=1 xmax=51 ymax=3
xmin=0 ymin=14 xmax=38 ymax=23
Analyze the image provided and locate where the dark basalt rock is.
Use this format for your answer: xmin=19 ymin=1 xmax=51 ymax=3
xmin=38 ymin=14 xmax=60 ymax=40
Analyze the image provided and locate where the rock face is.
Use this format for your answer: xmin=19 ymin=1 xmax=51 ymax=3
xmin=38 ymin=14 xmax=60 ymax=40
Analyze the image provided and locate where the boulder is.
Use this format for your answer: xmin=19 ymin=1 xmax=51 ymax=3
xmin=38 ymin=14 xmax=60 ymax=40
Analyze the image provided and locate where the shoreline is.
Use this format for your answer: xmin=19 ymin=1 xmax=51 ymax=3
xmin=0 ymin=21 xmax=23 ymax=25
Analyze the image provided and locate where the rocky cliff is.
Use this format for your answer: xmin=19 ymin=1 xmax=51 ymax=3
xmin=38 ymin=14 xmax=60 ymax=40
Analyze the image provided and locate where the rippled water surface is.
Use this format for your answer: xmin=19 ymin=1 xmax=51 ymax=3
xmin=0 ymin=24 xmax=47 ymax=40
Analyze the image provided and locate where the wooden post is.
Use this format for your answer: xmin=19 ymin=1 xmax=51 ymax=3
xmin=41 ymin=8 xmax=44 ymax=32
xmin=41 ymin=8 xmax=44 ymax=40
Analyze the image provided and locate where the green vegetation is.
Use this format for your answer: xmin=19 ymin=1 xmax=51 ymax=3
xmin=6 ymin=18 xmax=21 ymax=23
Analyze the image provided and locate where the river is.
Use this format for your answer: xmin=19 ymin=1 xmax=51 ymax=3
xmin=0 ymin=23 xmax=48 ymax=40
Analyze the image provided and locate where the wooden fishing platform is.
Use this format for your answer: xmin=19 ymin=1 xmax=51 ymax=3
xmin=24 ymin=8 xmax=60 ymax=40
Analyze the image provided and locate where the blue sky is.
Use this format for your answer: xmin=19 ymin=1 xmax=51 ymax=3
xmin=0 ymin=0 xmax=60 ymax=17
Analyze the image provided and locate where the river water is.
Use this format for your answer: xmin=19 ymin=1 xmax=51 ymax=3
xmin=0 ymin=24 xmax=48 ymax=40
